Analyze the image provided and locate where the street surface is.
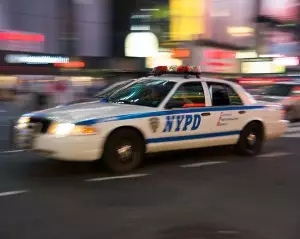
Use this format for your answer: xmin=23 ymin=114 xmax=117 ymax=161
xmin=0 ymin=105 xmax=300 ymax=239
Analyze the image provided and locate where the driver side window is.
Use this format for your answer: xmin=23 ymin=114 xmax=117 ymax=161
xmin=166 ymin=82 xmax=206 ymax=109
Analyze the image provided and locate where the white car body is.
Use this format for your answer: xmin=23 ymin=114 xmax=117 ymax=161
xmin=15 ymin=76 xmax=287 ymax=163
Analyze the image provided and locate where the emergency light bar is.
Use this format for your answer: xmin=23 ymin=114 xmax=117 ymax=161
xmin=152 ymin=65 xmax=201 ymax=78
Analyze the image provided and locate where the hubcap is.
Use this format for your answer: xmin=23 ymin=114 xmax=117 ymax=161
xmin=247 ymin=133 xmax=256 ymax=146
xmin=117 ymin=144 xmax=132 ymax=162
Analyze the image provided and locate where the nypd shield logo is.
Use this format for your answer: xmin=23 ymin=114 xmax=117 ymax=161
xmin=149 ymin=117 xmax=160 ymax=133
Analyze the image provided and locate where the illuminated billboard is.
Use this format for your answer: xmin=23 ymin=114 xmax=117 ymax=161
xmin=191 ymin=47 xmax=239 ymax=73
xmin=241 ymin=60 xmax=285 ymax=74
xmin=260 ymin=0 xmax=298 ymax=21
xmin=207 ymin=0 xmax=256 ymax=46
xmin=170 ymin=0 xmax=205 ymax=41
xmin=125 ymin=32 xmax=159 ymax=57
xmin=0 ymin=30 xmax=44 ymax=52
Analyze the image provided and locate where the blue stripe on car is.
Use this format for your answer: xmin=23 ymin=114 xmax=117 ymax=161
xmin=75 ymin=105 xmax=265 ymax=125
xmin=146 ymin=130 xmax=240 ymax=144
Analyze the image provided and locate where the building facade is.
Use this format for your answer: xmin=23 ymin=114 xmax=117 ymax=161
xmin=0 ymin=0 xmax=111 ymax=56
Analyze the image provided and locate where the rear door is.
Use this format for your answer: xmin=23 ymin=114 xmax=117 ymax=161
xmin=204 ymin=82 xmax=246 ymax=145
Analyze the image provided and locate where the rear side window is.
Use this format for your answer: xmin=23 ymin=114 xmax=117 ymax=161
xmin=207 ymin=82 xmax=243 ymax=106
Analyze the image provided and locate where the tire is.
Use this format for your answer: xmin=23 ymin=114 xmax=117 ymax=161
xmin=235 ymin=122 xmax=264 ymax=156
xmin=102 ymin=128 xmax=145 ymax=173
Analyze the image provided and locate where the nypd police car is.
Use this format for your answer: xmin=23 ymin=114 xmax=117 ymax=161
xmin=14 ymin=66 xmax=288 ymax=173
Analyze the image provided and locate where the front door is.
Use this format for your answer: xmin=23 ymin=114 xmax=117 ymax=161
xmin=149 ymin=81 xmax=214 ymax=152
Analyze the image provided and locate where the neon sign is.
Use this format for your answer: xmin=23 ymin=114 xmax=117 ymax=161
xmin=54 ymin=61 xmax=85 ymax=68
xmin=200 ymin=48 xmax=238 ymax=73
xmin=5 ymin=54 xmax=69 ymax=65
xmin=203 ymin=49 xmax=235 ymax=59
xmin=0 ymin=32 xmax=44 ymax=42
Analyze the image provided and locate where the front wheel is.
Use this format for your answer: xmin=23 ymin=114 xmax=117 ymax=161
xmin=102 ymin=129 xmax=145 ymax=173
xmin=235 ymin=122 xmax=264 ymax=156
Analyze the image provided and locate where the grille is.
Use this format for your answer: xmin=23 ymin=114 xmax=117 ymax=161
xmin=29 ymin=117 xmax=52 ymax=133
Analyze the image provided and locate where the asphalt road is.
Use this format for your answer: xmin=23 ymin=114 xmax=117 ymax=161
xmin=0 ymin=121 xmax=300 ymax=239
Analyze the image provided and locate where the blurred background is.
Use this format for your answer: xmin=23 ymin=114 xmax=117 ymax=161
xmin=0 ymin=0 xmax=299 ymax=112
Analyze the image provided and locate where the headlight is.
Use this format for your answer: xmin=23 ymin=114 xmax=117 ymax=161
xmin=18 ymin=116 xmax=30 ymax=124
xmin=48 ymin=123 xmax=97 ymax=136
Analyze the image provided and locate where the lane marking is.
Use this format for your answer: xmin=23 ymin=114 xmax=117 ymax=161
xmin=0 ymin=190 xmax=28 ymax=197
xmin=258 ymin=152 xmax=292 ymax=158
xmin=180 ymin=161 xmax=227 ymax=168
xmin=282 ymin=133 xmax=300 ymax=138
xmin=0 ymin=110 xmax=7 ymax=113
xmin=288 ymin=122 xmax=300 ymax=127
xmin=86 ymin=173 xmax=150 ymax=182
xmin=286 ymin=127 xmax=300 ymax=133
xmin=0 ymin=149 xmax=25 ymax=154
xmin=217 ymin=230 xmax=239 ymax=235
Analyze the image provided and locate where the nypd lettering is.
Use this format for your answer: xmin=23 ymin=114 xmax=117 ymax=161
xmin=163 ymin=114 xmax=201 ymax=132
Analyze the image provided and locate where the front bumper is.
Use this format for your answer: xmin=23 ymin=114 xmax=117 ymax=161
xmin=14 ymin=127 xmax=105 ymax=161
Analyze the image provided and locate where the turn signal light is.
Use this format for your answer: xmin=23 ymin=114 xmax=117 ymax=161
xmin=72 ymin=126 xmax=97 ymax=135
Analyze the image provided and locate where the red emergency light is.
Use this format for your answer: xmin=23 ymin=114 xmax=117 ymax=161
xmin=152 ymin=65 xmax=201 ymax=78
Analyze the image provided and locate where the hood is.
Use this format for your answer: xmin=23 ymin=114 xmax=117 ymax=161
xmin=29 ymin=101 xmax=155 ymax=123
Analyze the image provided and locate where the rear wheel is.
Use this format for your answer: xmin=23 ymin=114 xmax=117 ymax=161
xmin=102 ymin=129 xmax=145 ymax=173
xmin=235 ymin=122 xmax=264 ymax=156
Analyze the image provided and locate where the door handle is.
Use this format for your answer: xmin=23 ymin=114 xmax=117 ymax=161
xmin=239 ymin=111 xmax=246 ymax=114
xmin=201 ymin=112 xmax=211 ymax=116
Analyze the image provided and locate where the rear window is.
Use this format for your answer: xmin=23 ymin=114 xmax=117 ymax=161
xmin=263 ymin=84 xmax=294 ymax=97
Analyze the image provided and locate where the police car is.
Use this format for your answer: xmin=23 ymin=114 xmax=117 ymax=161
xmin=256 ymin=81 xmax=300 ymax=122
xmin=14 ymin=66 xmax=288 ymax=173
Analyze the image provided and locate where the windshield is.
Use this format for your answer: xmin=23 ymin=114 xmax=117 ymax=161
xmin=263 ymin=84 xmax=293 ymax=97
xmin=94 ymin=80 xmax=134 ymax=98
xmin=109 ymin=78 xmax=175 ymax=107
